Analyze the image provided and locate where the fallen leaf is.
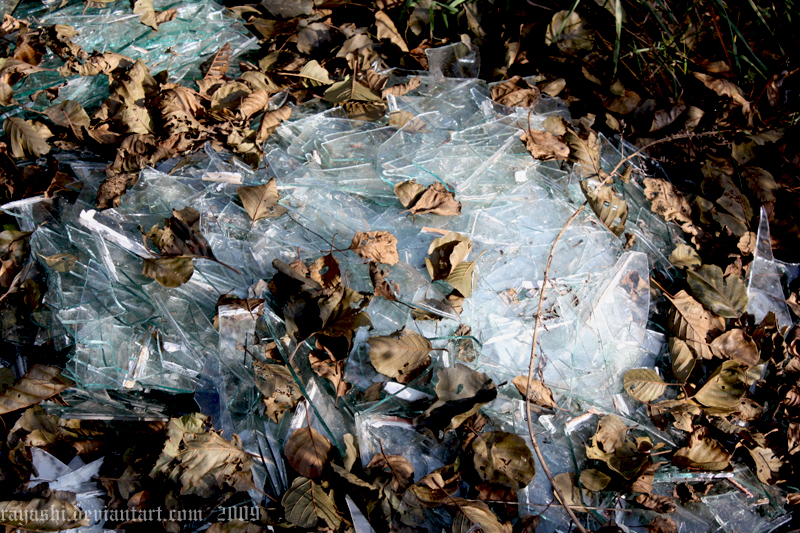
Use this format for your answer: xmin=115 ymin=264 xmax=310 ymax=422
xmin=746 ymin=444 xmax=787 ymax=484
xmin=471 ymin=431 xmax=535 ymax=489
xmin=635 ymin=493 xmax=676 ymax=513
xmin=669 ymin=243 xmax=701 ymax=269
xmin=623 ymin=368 xmax=667 ymax=403
xmin=407 ymin=464 xmax=460 ymax=505
xmin=142 ymin=256 xmax=194 ymax=287
xmin=381 ymin=76 xmax=421 ymax=99
xmin=580 ymin=468 xmax=611 ymax=491
xmin=3 ymin=117 xmax=51 ymax=159
xmin=256 ymin=105 xmax=291 ymax=144
xmin=297 ymin=59 xmax=333 ymax=87
xmin=309 ymin=348 xmax=351 ymax=400
xmin=349 ymin=231 xmax=399 ymax=265
xmin=511 ymin=375 xmax=558 ymax=408
xmin=369 ymin=262 xmax=398 ymax=301
xmin=281 ymin=477 xmax=341 ymax=529
xmin=396 ymin=181 xmax=462 ymax=217
xmin=594 ymin=414 xmax=628 ymax=454
xmin=646 ymin=515 xmax=678 ymax=533
xmin=0 ymin=365 xmax=74 ymax=415
xmin=417 ymin=364 xmax=497 ymax=433
xmin=237 ymin=179 xmax=288 ymax=222
xmin=694 ymin=73 xmax=751 ymax=115
xmin=581 ymin=182 xmax=629 ymax=237
xmin=202 ymin=43 xmax=231 ymax=79
xmin=673 ymin=427 xmax=731 ymax=470
xmin=367 ymin=327 xmax=432 ymax=384
xmin=692 ymin=360 xmax=747 ymax=407
xmin=252 ymin=360 xmax=302 ymax=423
xmin=687 ymin=265 xmax=748 ymax=318
xmin=521 ymin=129 xmax=569 ymax=160
xmin=710 ymin=329 xmax=759 ymax=366
xmin=450 ymin=499 xmax=506 ymax=533
xmin=43 ymin=100 xmax=90 ymax=139
xmin=285 ymin=426 xmax=332 ymax=479
xmin=545 ymin=10 xmax=593 ymax=51
xmin=669 ymin=337 xmax=697 ymax=383
xmin=366 ymin=452 xmax=414 ymax=492
xmin=375 ymin=10 xmax=408 ymax=52
xmin=425 ymin=231 xmax=472 ymax=281
xmin=552 ymin=472 xmax=589 ymax=512
xmin=667 ymin=290 xmax=725 ymax=360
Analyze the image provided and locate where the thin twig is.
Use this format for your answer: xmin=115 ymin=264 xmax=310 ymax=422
xmin=522 ymin=129 xmax=718 ymax=533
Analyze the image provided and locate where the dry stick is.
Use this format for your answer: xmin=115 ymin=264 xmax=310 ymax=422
xmin=523 ymin=129 xmax=718 ymax=532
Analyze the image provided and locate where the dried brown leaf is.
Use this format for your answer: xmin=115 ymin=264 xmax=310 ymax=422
xmin=710 ymin=328 xmax=759 ymax=366
xmin=673 ymin=427 xmax=731 ymax=470
xmin=635 ymin=493 xmax=676 ymax=513
xmin=367 ymin=452 xmax=414 ymax=492
xmin=511 ymin=375 xmax=558 ymax=408
xmin=349 ymin=231 xmax=399 ymax=265
xmin=285 ymin=426 xmax=332 ymax=479
xmin=237 ymin=179 xmax=287 ymax=222
xmin=368 ymin=327 xmax=432 ymax=384
xmin=203 ymin=43 xmax=231 ymax=79
xmin=0 ymin=365 xmax=74 ymax=415
xmin=471 ymin=431 xmax=535 ymax=489
xmin=521 ymin=129 xmax=569 ymax=161
xmin=256 ymin=105 xmax=291 ymax=144
xmin=381 ymin=76 xmax=421 ymax=99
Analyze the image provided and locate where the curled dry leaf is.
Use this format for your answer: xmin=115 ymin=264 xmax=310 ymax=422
xmin=369 ymin=262 xmax=398 ymax=301
xmin=0 ymin=364 xmax=74 ymax=415
xmin=394 ymin=180 xmax=462 ymax=217
xmin=43 ymin=100 xmax=90 ymax=139
xmin=623 ymin=368 xmax=667 ymax=403
xmin=256 ymin=105 xmax=291 ymax=144
xmin=470 ymin=431 xmax=535 ymax=489
xmin=367 ymin=327 xmax=432 ymax=384
xmin=381 ymin=76 xmax=421 ymax=99
xmin=297 ymin=59 xmax=333 ymax=87
xmin=669 ymin=243 xmax=701 ymax=269
xmin=521 ymin=129 xmax=569 ymax=161
xmin=407 ymin=464 xmax=460 ymax=505
xmin=667 ymin=290 xmax=725 ymax=361
xmin=374 ymin=10 xmax=408 ymax=52
xmin=425 ymin=231 xmax=472 ymax=281
xmin=3 ymin=117 xmax=51 ymax=159
xmin=746 ymin=444 xmax=787 ymax=485
xmin=669 ymin=337 xmax=696 ymax=383
xmin=366 ymin=452 xmax=414 ymax=492
xmin=202 ymin=43 xmax=231 ymax=79
xmin=594 ymin=414 xmax=629 ymax=454
xmin=252 ymin=360 xmax=302 ymax=423
xmin=673 ymin=427 xmax=731 ymax=470
xmin=581 ymin=182 xmax=629 ymax=237
xmin=511 ymin=375 xmax=558 ymax=408
xmin=490 ymin=76 xmax=540 ymax=108
xmin=635 ymin=493 xmax=677 ymax=513
xmin=284 ymin=426 xmax=332 ymax=479
xmin=309 ymin=348 xmax=351 ymax=400
xmin=646 ymin=515 xmax=678 ymax=533
xmin=349 ymin=231 xmax=399 ymax=265
xmin=237 ymin=178 xmax=288 ymax=222
xmin=693 ymin=73 xmax=751 ymax=115
xmin=710 ymin=329 xmax=759 ymax=366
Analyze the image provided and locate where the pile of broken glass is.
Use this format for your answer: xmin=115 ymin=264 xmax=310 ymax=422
xmin=1 ymin=0 xmax=793 ymax=531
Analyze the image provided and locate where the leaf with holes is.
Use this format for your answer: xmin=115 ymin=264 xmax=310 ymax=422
xmin=581 ymin=182 xmax=628 ymax=236
xmin=202 ymin=43 xmax=231 ymax=79
xmin=368 ymin=327 xmax=432 ymax=384
xmin=237 ymin=179 xmax=287 ymax=222
xmin=281 ymin=477 xmax=341 ymax=529
xmin=285 ymin=426 xmax=332 ymax=479
xmin=692 ymin=360 xmax=747 ymax=408
xmin=471 ymin=431 xmax=535 ymax=489
xmin=623 ymin=369 xmax=667 ymax=403
xmin=687 ymin=265 xmax=748 ymax=318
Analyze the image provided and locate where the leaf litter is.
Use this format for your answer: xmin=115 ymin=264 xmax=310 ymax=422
xmin=0 ymin=0 xmax=799 ymax=531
